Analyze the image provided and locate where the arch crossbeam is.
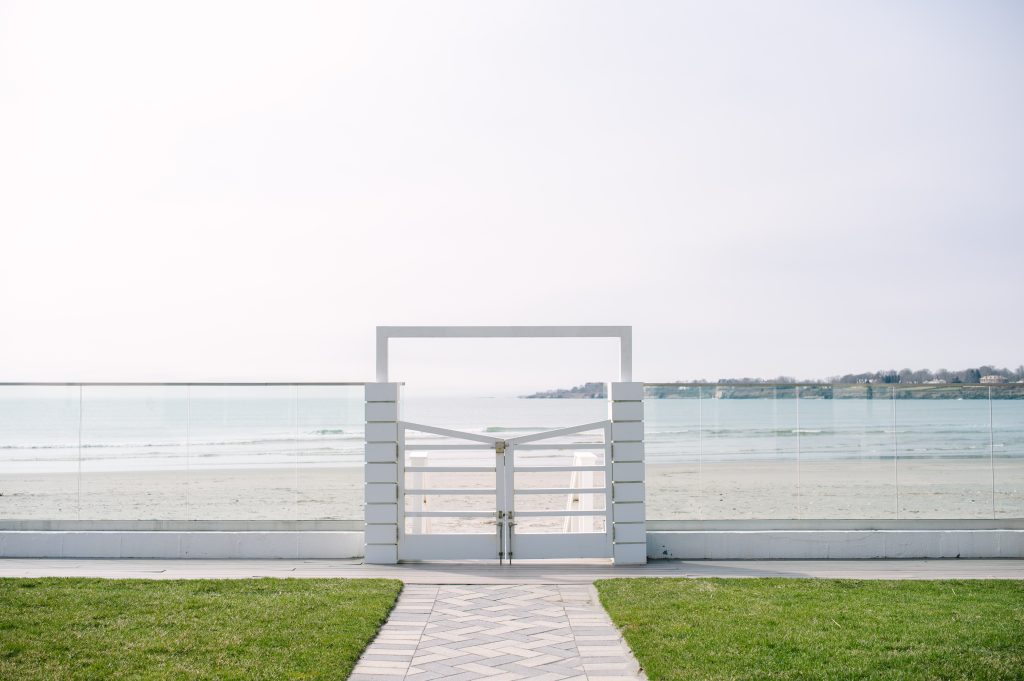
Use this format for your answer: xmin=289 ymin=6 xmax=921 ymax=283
xmin=375 ymin=325 xmax=632 ymax=382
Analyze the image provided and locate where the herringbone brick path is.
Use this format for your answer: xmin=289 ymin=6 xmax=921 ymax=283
xmin=351 ymin=584 xmax=643 ymax=681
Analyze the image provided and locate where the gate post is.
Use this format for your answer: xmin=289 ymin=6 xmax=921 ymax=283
xmin=609 ymin=382 xmax=647 ymax=564
xmin=364 ymin=382 xmax=401 ymax=564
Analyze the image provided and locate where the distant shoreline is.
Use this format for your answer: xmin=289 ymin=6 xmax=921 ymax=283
xmin=524 ymin=383 xmax=1024 ymax=399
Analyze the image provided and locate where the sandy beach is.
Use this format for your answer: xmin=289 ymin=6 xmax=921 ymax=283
xmin=2 ymin=458 xmax=1021 ymax=526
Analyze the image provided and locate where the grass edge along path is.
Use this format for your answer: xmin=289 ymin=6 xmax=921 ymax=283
xmin=0 ymin=577 xmax=402 ymax=680
xmin=596 ymin=578 xmax=1024 ymax=681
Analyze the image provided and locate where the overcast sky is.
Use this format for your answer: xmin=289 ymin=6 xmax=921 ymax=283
xmin=1 ymin=1 xmax=1022 ymax=394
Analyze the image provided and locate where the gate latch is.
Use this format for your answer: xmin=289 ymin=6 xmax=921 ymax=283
xmin=495 ymin=440 xmax=506 ymax=455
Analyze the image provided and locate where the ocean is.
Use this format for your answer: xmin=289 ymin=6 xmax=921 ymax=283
xmin=1 ymin=389 xmax=1022 ymax=474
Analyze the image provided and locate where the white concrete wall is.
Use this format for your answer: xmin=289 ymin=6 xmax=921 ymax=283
xmin=3 ymin=529 xmax=1021 ymax=559
xmin=0 ymin=531 xmax=363 ymax=559
xmin=648 ymin=530 xmax=1024 ymax=559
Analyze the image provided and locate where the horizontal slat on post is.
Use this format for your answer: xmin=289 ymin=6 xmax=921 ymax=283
xmin=365 ymin=442 xmax=397 ymax=463
xmin=611 ymin=422 xmax=643 ymax=442
xmin=365 ymin=383 xmax=400 ymax=402
xmin=613 ymin=522 xmax=646 ymax=543
xmin=365 ymin=483 xmax=397 ymax=503
xmin=609 ymin=382 xmax=644 ymax=401
xmin=366 ymin=422 xmax=398 ymax=442
xmin=612 ymin=441 xmax=644 ymax=461
xmin=365 ymin=463 xmax=397 ymax=483
xmin=613 ymin=503 xmax=645 ymax=523
xmin=610 ymin=400 xmax=644 ymax=421
xmin=613 ymin=482 xmax=645 ymax=502
xmin=364 ymin=524 xmax=397 ymax=544
xmin=365 ymin=401 xmax=398 ymax=422
xmin=613 ymin=461 xmax=645 ymax=482
xmin=365 ymin=505 xmax=398 ymax=523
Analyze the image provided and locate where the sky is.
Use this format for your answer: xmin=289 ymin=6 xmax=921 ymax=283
xmin=1 ymin=1 xmax=1022 ymax=395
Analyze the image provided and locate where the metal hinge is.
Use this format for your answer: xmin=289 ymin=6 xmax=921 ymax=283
xmin=495 ymin=440 xmax=506 ymax=455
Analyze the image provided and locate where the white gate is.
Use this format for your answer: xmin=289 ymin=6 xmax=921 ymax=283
xmin=397 ymin=420 xmax=613 ymax=562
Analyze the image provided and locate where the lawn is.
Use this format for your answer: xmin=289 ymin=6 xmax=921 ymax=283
xmin=596 ymin=578 xmax=1024 ymax=681
xmin=0 ymin=577 xmax=402 ymax=680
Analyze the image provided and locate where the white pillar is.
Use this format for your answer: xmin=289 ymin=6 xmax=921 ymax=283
xmin=609 ymin=382 xmax=647 ymax=564
xmin=364 ymin=382 xmax=400 ymax=564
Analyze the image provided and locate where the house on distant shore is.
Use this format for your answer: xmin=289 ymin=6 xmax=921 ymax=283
xmin=980 ymin=375 xmax=1008 ymax=384
xmin=925 ymin=379 xmax=947 ymax=384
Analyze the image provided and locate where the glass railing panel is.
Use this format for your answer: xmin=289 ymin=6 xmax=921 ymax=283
xmin=797 ymin=385 xmax=897 ymax=519
xmin=645 ymin=385 xmax=803 ymax=520
xmin=295 ymin=385 xmax=364 ymax=520
xmin=895 ymin=385 xmax=993 ymax=519
xmin=644 ymin=386 xmax=702 ymax=520
xmin=698 ymin=385 xmax=800 ymax=520
xmin=78 ymin=386 xmax=189 ymax=520
xmin=0 ymin=386 xmax=81 ymax=520
xmin=991 ymin=385 xmax=1024 ymax=518
xmin=186 ymin=385 xmax=296 ymax=520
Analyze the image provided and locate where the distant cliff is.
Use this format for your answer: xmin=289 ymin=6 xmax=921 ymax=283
xmin=524 ymin=376 xmax=1024 ymax=399
xmin=522 ymin=382 xmax=607 ymax=399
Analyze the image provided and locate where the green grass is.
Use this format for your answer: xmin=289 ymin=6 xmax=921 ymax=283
xmin=0 ymin=578 xmax=402 ymax=680
xmin=596 ymin=578 xmax=1024 ymax=681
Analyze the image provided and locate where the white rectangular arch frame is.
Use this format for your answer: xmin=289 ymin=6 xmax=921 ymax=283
xmin=375 ymin=325 xmax=632 ymax=382
xmin=367 ymin=325 xmax=644 ymax=565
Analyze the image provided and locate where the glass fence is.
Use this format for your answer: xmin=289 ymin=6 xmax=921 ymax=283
xmin=0 ymin=384 xmax=365 ymax=523
xmin=645 ymin=384 xmax=1024 ymax=521
xmin=3 ymin=382 xmax=1022 ymax=526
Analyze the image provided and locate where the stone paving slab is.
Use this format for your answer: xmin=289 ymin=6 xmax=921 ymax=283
xmin=350 ymin=585 xmax=644 ymax=681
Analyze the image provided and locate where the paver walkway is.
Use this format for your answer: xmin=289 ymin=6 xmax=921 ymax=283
xmin=351 ymin=584 xmax=643 ymax=681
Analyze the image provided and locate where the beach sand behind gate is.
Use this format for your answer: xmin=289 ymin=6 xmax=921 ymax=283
xmin=1 ymin=458 xmax=1021 ymax=527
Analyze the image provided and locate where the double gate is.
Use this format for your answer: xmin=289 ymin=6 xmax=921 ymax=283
xmin=397 ymin=420 xmax=612 ymax=562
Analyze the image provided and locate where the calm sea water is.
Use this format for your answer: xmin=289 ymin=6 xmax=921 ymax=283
xmin=1 ymin=390 xmax=1022 ymax=473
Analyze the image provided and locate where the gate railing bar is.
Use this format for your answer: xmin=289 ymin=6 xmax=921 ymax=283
xmin=515 ymin=487 xmax=606 ymax=495
xmin=405 ymin=511 xmax=495 ymax=518
xmin=513 ymin=443 xmax=604 ymax=450
xmin=403 ymin=466 xmax=495 ymax=473
xmin=515 ymin=465 xmax=605 ymax=473
xmin=404 ymin=488 xmax=497 ymax=495
xmin=517 ymin=510 xmax=606 ymax=517
xmin=399 ymin=421 xmax=501 ymax=444
xmin=405 ymin=444 xmax=496 ymax=451
xmin=507 ymin=420 xmax=610 ymax=445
